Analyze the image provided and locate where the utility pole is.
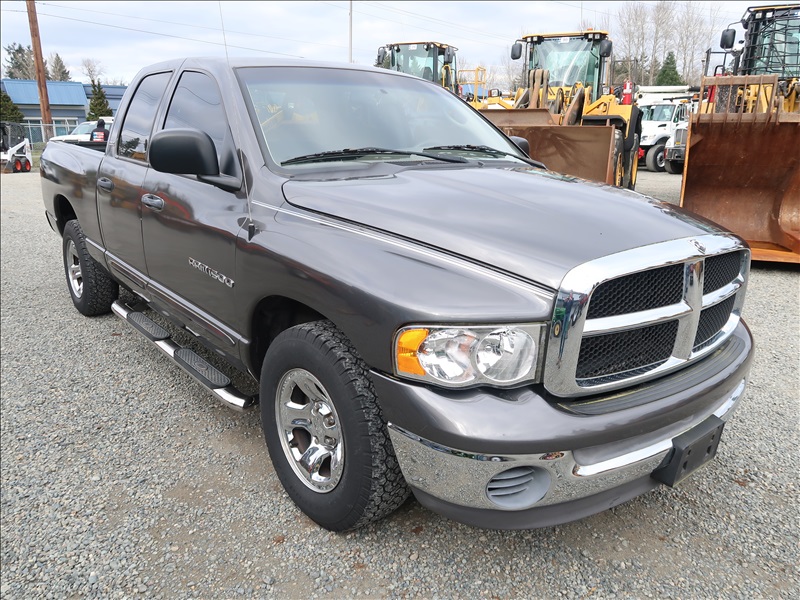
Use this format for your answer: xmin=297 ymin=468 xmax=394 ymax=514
xmin=349 ymin=1 xmax=353 ymax=63
xmin=26 ymin=0 xmax=53 ymax=140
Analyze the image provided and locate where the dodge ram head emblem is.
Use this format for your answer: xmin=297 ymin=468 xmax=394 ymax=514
xmin=692 ymin=239 xmax=707 ymax=254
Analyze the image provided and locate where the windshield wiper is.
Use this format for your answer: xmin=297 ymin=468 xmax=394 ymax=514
xmin=423 ymin=145 xmax=546 ymax=169
xmin=282 ymin=147 xmax=467 ymax=166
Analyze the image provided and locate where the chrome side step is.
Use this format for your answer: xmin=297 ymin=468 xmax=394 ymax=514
xmin=111 ymin=300 xmax=256 ymax=411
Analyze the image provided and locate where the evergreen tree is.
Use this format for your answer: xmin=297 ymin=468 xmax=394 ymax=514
xmin=0 ymin=89 xmax=26 ymax=122
xmin=656 ymin=52 xmax=685 ymax=86
xmin=48 ymin=53 xmax=71 ymax=81
xmin=3 ymin=43 xmax=36 ymax=79
xmin=87 ymin=79 xmax=112 ymax=120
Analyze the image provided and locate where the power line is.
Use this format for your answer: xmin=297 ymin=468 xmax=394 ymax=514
xmin=35 ymin=1 xmax=354 ymax=52
xmin=0 ymin=8 xmax=305 ymax=57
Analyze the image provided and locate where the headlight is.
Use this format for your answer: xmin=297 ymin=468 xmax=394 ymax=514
xmin=394 ymin=324 xmax=544 ymax=388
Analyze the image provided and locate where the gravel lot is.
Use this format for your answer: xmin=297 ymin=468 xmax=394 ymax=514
xmin=2 ymin=170 xmax=798 ymax=599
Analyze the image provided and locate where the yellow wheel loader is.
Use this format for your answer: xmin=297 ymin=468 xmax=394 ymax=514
xmin=681 ymin=4 xmax=800 ymax=263
xmin=478 ymin=31 xmax=642 ymax=189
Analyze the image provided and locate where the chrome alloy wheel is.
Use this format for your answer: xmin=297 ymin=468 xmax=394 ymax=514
xmin=276 ymin=368 xmax=344 ymax=493
xmin=66 ymin=239 xmax=83 ymax=298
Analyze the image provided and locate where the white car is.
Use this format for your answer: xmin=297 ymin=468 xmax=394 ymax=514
xmin=50 ymin=117 xmax=114 ymax=142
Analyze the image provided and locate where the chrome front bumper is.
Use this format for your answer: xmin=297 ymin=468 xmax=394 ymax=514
xmin=388 ymin=378 xmax=746 ymax=512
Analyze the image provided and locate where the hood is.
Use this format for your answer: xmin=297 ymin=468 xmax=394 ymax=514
xmin=282 ymin=166 xmax=724 ymax=290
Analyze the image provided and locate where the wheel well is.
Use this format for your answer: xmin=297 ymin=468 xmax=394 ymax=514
xmin=250 ymin=296 xmax=325 ymax=378
xmin=54 ymin=195 xmax=76 ymax=236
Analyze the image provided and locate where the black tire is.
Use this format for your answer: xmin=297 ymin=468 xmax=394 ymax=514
xmin=624 ymin=133 xmax=639 ymax=190
xmin=645 ymin=144 xmax=666 ymax=172
xmin=13 ymin=158 xmax=21 ymax=173
xmin=22 ymin=158 xmax=31 ymax=172
xmin=664 ymin=159 xmax=683 ymax=175
xmin=62 ymin=219 xmax=119 ymax=316
xmin=261 ymin=320 xmax=410 ymax=531
xmin=612 ymin=130 xmax=624 ymax=187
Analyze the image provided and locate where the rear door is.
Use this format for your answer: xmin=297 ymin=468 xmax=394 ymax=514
xmin=140 ymin=70 xmax=246 ymax=351
xmin=97 ymin=71 xmax=173 ymax=291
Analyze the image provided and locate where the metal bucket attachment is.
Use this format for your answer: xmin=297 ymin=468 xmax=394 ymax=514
xmin=480 ymin=109 xmax=616 ymax=184
xmin=681 ymin=76 xmax=800 ymax=263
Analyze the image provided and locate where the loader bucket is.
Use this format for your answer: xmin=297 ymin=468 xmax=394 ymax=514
xmin=681 ymin=81 xmax=800 ymax=263
xmin=480 ymin=109 xmax=617 ymax=185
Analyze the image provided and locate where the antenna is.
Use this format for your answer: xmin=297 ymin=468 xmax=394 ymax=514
xmin=218 ymin=1 xmax=254 ymax=231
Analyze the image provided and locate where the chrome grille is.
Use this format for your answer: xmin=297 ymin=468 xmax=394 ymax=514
xmin=544 ymin=237 xmax=749 ymax=398
xmin=587 ymin=264 xmax=684 ymax=318
xmin=675 ymin=128 xmax=688 ymax=146
xmin=694 ymin=295 xmax=736 ymax=350
xmin=577 ymin=320 xmax=678 ymax=381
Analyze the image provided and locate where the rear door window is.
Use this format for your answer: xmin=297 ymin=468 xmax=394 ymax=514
xmin=117 ymin=72 xmax=172 ymax=161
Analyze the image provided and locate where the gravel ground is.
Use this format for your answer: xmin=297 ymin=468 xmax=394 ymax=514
xmin=2 ymin=170 xmax=798 ymax=599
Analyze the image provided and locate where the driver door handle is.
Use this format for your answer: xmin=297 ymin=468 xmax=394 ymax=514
xmin=141 ymin=194 xmax=164 ymax=211
xmin=97 ymin=177 xmax=114 ymax=192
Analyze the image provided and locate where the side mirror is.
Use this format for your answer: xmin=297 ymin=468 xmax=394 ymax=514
xmin=443 ymin=47 xmax=455 ymax=65
xmin=150 ymin=128 xmax=243 ymax=191
xmin=377 ymin=47 xmax=387 ymax=65
xmin=720 ymin=29 xmax=736 ymax=50
xmin=599 ymin=40 xmax=613 ymax=58
xmin=511 ymin=43 xmax=522 ymax=61
xmin=509 ymin=135 xmax=529 ymax=156
xmin=150 ymin=129 xmax=219 ymax=175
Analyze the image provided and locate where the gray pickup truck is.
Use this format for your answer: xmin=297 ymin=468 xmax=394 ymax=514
xmin=40 ymin=57 xmax=753 ymax=531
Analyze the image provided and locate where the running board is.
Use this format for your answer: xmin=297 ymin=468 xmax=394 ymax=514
xmin=111 ymin=301 xmax=256 ymax=411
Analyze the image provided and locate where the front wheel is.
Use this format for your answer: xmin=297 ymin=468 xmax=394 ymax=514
xmin=260 ymin=321 xmax=410 ymax=531
xmin=664 ymin=159 xmax=683 ymax=175
xmin=645 ymin=144 xmax=666 ymax=172
xmin=62 ymin=219 xmax=119 ymax=316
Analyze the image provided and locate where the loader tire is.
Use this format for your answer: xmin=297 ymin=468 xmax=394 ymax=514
xmin=623 ymin=133 xmax=639 ymax=190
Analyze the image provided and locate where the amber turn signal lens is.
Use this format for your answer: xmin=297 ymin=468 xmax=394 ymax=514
xmin=396 ymin=328 xmax=429 ymax=376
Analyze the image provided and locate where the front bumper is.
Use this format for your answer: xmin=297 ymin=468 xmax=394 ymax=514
xmin=374 ymin=321 xmax=752 ymax=529
xmin=666 ymin=147 xmax=684 ymax=161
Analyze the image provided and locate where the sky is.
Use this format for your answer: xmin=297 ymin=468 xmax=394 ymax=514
xmin=0 ymin=0 xmax=780 ymax=85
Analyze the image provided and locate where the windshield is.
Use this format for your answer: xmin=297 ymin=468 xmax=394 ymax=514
xmin=71 ymin=122 xmax=95 ymax=135
xmin=642 ymin=104 xmax=676 ymax=121
xmin=389 ymin=44 xmax=437 ymax=81
xmin=238 ymin=66 xmax=526 ymax=168
xmin=742 ymin=12 xmax=800 ymax=77
xmin=530 ymin=38 xmax=600 ymax=88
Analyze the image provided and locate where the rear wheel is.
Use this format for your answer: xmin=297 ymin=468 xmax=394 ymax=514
xmin=261 ymin=321 xmax=410 ymax=531
xmin=646 ymin=144 xmax=666 ymax=172
xmin=624 ymin=133 xmax=640 ymax=190
xmin=664 ymin=159 xmax=683 ymax=175
xmin=13 ymin=158 xmax=22 ymax=173
xmin=22 ymin=158 xmax=31 ymax=172
xmin=62 ymin=219 xmax=119 ymax=316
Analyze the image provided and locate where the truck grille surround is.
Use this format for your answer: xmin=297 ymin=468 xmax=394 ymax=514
xmin=543 ymin=235 xmax=750 ymax=397
xmin=674 ymin=127 xmax=688 ymax=147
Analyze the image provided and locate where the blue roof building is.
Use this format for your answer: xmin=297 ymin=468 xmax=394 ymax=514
xmin=1 ymin=79 xmax=127 ymax=142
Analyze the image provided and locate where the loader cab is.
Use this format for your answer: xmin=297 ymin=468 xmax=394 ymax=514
xmin=511 ymin=31 xmax=612 ymax=103
xmin=378 ymin=42 xmax=458 ymax=92
xmin=736 ymin=4 xmax=800 ymax=79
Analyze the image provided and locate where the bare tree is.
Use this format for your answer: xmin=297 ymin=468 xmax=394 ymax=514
xmin=81 ymin=58 xmax=104 ymax=83
xmin=498 ymin=49 xmax=524 ymax=92
xmin=615 ymin=2 xmax=650 ymax=84
xmin=646 ymin=1 xmax=675 ymax=85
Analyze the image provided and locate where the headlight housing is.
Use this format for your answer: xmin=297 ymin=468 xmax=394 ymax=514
xmin=394 ymin=324 xmax=545 ymax=388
